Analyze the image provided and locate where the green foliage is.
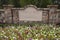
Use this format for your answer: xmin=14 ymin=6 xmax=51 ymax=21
xmin=0 ymin=25 xmax=60 ymax=40
xmin=0 ymin=0 xmax=60 ymax=8
xmin=0 ymin=24 xmax=7 ymax=27
xmin=0 ymin=0 xmax=2 ymax=8
xmin=37 ymin=0 xmax=53 ymax=8
xmin=20 ymin=0 xmax=53 ymax=8
xmin=1 ymin=0 xmax=9 ymax=5
xmin=12 ymin=0 xmax=21 ymax=7
xmin=20 ymin=0 xmax=27 ymax=7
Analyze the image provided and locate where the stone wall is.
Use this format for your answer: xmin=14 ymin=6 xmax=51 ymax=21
xmin=0 ymin=5 xmax=60 ymax=24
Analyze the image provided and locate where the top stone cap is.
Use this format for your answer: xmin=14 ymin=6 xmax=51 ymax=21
xmin=47 ymin=5 xmax=58 ymax=8
xmin=3 ymin=5 xmax=13 ymax=6
xmin=3 ymin=5 xmax=14 ymax=9
xmin=3 ymin=5 xmax=14 ymax=7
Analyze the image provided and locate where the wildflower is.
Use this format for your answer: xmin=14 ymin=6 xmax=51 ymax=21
xmin=36 ymin=34 xmax=38 ymax=36
xmin=13 ymin=37 xmax=16 ymax=39
xmin=53 ymin=27 xmax=56 ymax=30
xmin=16 ymin=29 xmax=18 ymax=31
xmin=12 ymin=27 xmax=15 ymax=29
xmin=32 ymin=39 xmax=38 ymax=40
xmin=2 ymin=31 xmax=4 ymax=33
xmin=4 ymin=36 xmax=8 ymax=38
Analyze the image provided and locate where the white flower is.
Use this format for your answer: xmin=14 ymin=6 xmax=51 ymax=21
xmin=40 ymin=38 xmax=44 ymax=40
xmin=6 ymin=37 xmax=8 ymax=38
xmin=2 ymin=31 xmax=4 ymax=33
xmin=12 ymin=27 xmax=14 ymax=29
xmin=1 ymin=34 xmax=3 ymax=35
xmin=56 ymin=39 xmax=59 ymax=40
xmin=53 ymin=27 xmax=56 ymax=30
xmin=54 ymin=34 xmax=55 ymax=35
xmin=8 ymin=30 xmax=10 ymax=31
xmin=55 ymin=35 xmax=57 ymax=37
xmin=35 ymin=39 xmax=38 ymax=40
xmin=43 ymin=31 xmax=45 ymax=33
xmin=44 ymin=35 xmax=46 ymax=36
xmin=36 ymin=34 xmax=38 ymax=36
xmin=13 ymin=37 xmax=16 ymax=39
xmin=4 ymin=36 xmax=7 ymax=38
xmin=32 ymin=39 xmax=38 ymax=40
xmin=16 ymin=29 xmax=18 ymax=31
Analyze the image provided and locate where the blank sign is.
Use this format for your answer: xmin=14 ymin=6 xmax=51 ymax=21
xmin=19 ymin=7 xmax=42 ymax=21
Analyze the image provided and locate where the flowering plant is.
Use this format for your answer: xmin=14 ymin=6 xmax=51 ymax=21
xmin=0 ymin=24 xmax=60 ymax=40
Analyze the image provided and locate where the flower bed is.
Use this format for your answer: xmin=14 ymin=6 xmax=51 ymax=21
xmin=0 ymin=25 xmax=60 ymax=40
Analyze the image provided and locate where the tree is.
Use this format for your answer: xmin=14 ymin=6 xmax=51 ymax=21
xmin=54 ymin=0 xmax=60 ymax=8
xmin=1 ymin=0 xmax=9 ymax=5
xmin=0 ymin=0 xmax=58 ymax=8
xmin=20 ymin=0 xmax=27 ymax=7
xmin=0 ymin=0 xmax=2 ymax=8
xmin=12 ymin=0 xmax=21 ymax=7
xmin=20 ymin=0 xmax=53 ymax=8
xmin=36 ymin=0 xmax=53 ymax=8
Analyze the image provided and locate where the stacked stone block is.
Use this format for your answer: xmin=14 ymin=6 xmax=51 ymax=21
xmin=3 ymin=5 xmax=13 ymax=23
xmin=12 ymin=8 xmax=19 ymax=24
xmin=0 ymin=9 xmax=5 ymax=23
xmin=47 ymin=5 xmax=58 ymax=24
xmin=42 ymin=8 xmax=49 ymax=24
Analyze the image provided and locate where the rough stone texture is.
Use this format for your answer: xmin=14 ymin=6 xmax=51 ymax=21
xmin=0 ymin=10 xmax=5 ymax=23
xmin=12 ymin=8 xmax=19 ymax=24
xmin=48 ymin=5 xmax=58 ymax=24
xmin=3 ymin=5 xmax=13 ymax=23
xmin=42 ymin=9 xmax=49 ymax=24
xmin=0 ymin=5 xmax=60 ymax=24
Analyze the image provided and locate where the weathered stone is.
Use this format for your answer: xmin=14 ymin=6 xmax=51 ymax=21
xmin=0 ymin=5 xmax=60 ymax=24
